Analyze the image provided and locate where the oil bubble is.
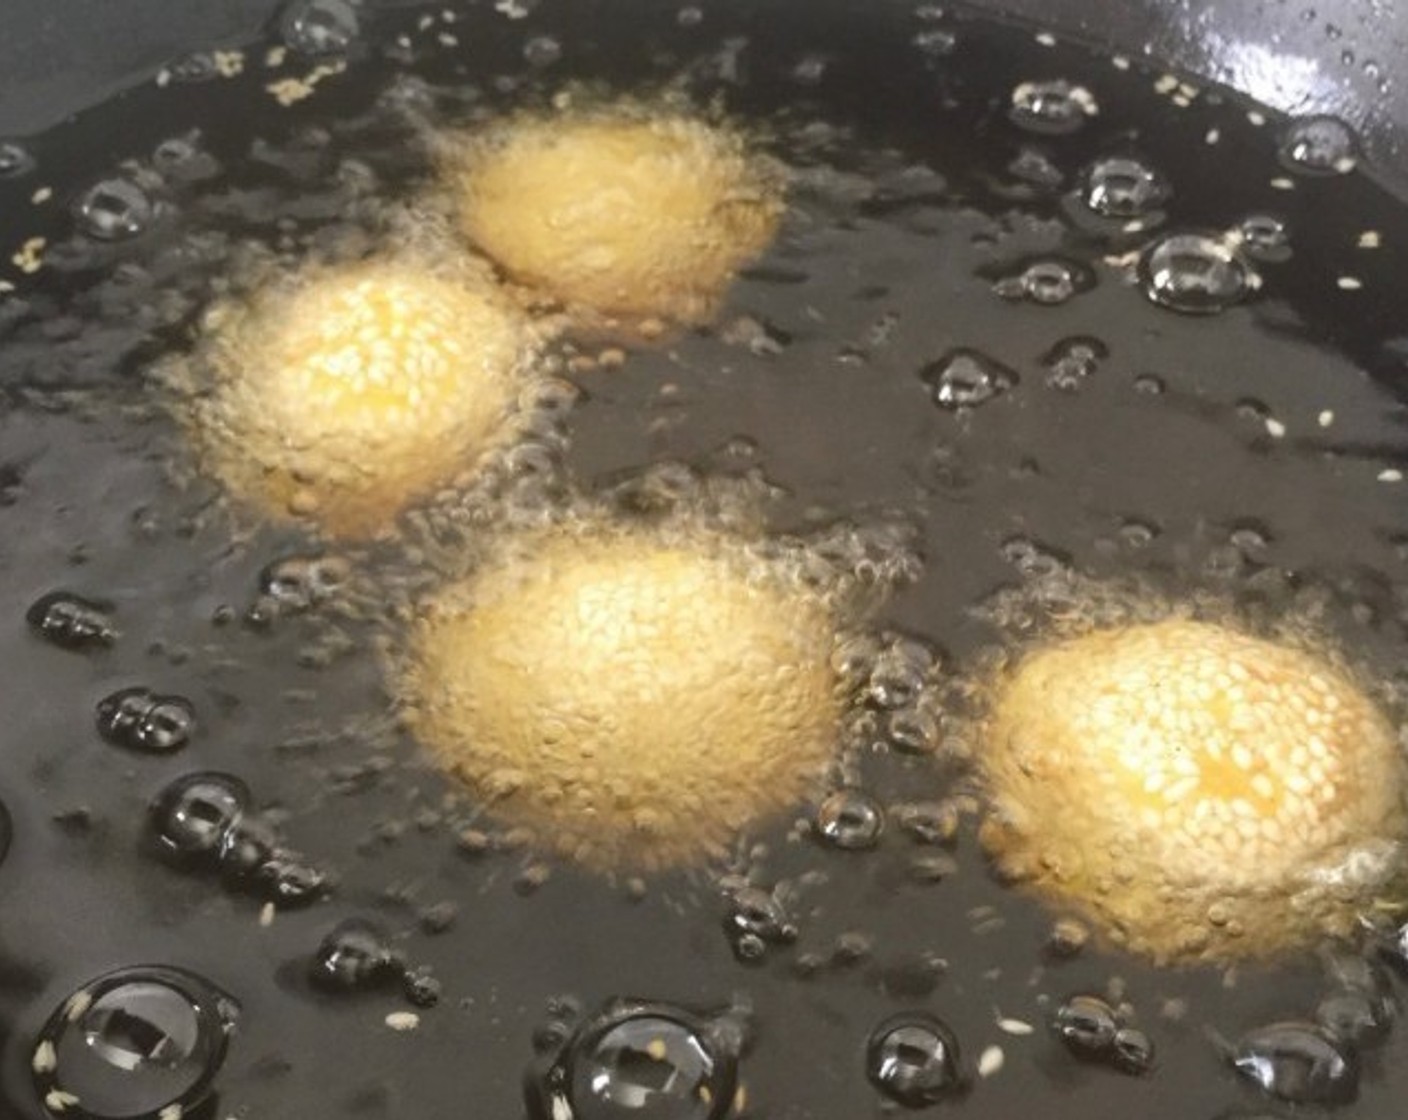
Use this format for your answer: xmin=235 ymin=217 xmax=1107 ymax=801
xmin=96 ymin=688 xmax=196 ymax=753
xmin=26 ymin=591 xmax=117 ymax=651
xmin=259 ymin=555 xmax=349 ymax=613
xmin=1110 ymin=1028 xmax=1156 ymax=1074
xmin=149 ymin=772 xmax=249 ymax=862
xmin=310 ymin=919 xmax=400 ymax=992
xmin=1053 ymin=995 xmax=1118 ymax=1056
xmin=279 ymin=0 xmax=359 ymax=55
xmin=166 ymin=53 xmax=220 ymax=83
xmin=76 ymin=178 xmax=155 ymax=241
xmin=865 ymin=1012 xmax=964 ymax=1107
xmin=523 ymin=36 xmax=563 ymax=67
xmin=0 ymin=141 xmax=35 ymax=178
xmin=1315 ymin=989 xmax=1391 ymax=1047
xmin=724 ymin=886 xmax=797 ymax=961
xmin=526 ymin=1000 xmax=741 ymax=1120
xmin=920 ymin=349 xmax=1017 ymax=410
xmin=1009 ymin=80 xmax=1098 ymax=134
xmin=992 ymin=259 xmax=1089 ymax=305
xmin=1140 ymin=232 xmax=1255 ymax=314
xmin=1007 ymin=147 xmax=1064 ymax=190
xmin=815 ymin=789 xmax=885 ymax=850
xmin=1231 ymin=1021 xmax=1359 ymax=1105
xmin=1043 ymin=336 xmax=1107 ymax=391
xmin=1082 ymin=156 xmax=1169 ymax=217
xmin=33 ymin=966 xmax=239 ymax=1120
xmin=892 ymin=800 xmax=959 ymax=845
xmin=1279 ymin=115 xmax=1358 ymax=174
xmin=1237 ymin=215 xmax=1292 ymax=263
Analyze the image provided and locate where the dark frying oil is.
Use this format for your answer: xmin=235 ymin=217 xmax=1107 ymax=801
xmin=2 ymin=1 xmax=1408 ymax=1117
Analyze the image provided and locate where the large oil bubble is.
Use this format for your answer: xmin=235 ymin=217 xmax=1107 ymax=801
xmin=442 ymin=100 xmax=784 ymax=326
xmin=977 ymin=616 xmax=1407 ymax=963
xmin=174 ymin=251 xmax=540 ymax=538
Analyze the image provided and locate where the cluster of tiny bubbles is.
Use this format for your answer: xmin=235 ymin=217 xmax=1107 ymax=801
xmin=1279 ymin=115 xmax=1359 ymax=175
xmin=865 ymin=1012 xmax=965 ymax=1106
xmin=1081 ymin=156 xmax=1170 ymax=219
xmin=0 ymin=140 xmax=35 ymax=178
xmin=96 ymin=687 xmax=196 ymax=753
xmin=919 ymin=348 xmax=1018 ymax=411
xmin=310 ymin=919 xmax=442 ymax=1006
xmin=991 ymin=258 xmax=1092 ymax=306
xmin=1227 ymin=216 xmax=1291 ymax=271
xmin=1139 ymin=231 xmax=1259 ymax=314
xmin=148 ymin=772 xmax=330 ymax=906
xmin=813 ymin=788 xmax=885 ymax=850
xmin=829 ymin=628 xmax=946 ymax=757
xmin=524 ymin=999 xmax=746 ymax=1120
xmin=278 ymin=0 xmax=360 ymax=56
xmin=75 ymin=177 xmax=158 ymax=242
xmin=246 ymin=553 xmax=352 ymax=627
xmin=1008 ymin=80 xmax=1099 ymax=134
xmin=1051 ymin=995 xmax=1156 ymax=1075
xmin=721 ymin=883 xmax=799 ymax=963
xmin=1043 ymin=335 xmax=1107 ymax=392
xmin=26 ymin=591 xmax=118 ymax=651
xmin=31 ymin=966 xmax=239 ymax=1120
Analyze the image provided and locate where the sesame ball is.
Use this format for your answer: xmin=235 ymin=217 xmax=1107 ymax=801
xmin=447 ymin=109 xmax=783 ymax=324
xmin=980 ymin=619 xmax=1407 ymax=962
xmin=403 ymin=526 xmax=842 ymax=871
xmin=194 ymin=257 xmax=533 ymax=537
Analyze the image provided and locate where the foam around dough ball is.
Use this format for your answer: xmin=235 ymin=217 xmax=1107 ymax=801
xmin=981 ymin=619 xmax=1407 ymax=963
xmin=406 ymin=528 xmax=842 ymax=871
xmin=452 ymin=112 xmax=783 ymax=323
xmin=197 ymin=259 xmax=531 ymax=536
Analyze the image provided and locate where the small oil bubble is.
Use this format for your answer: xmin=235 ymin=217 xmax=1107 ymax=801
xmin=0 ymin=141 xmax=35 ymax=178
xmin=1009 ymin=80 xmax=1098 ymax=134
xmin=279 ymin=0 xmax=360 ymax=55
xmin=76 ymin=178 xmax=155 ymax=241
xmin=1279 ymin=116 xmax=1358 ymax=174
xmin=26 ymin=591 xmax=117 ymax=651
xmin=1231 ymin=1022 xmax=1359 ymax=1104
xmin=310 ymin=919 xmax=400 ymax=992
xmin=865 ymin=1012 xmax=965 ymax=1106
xmin=1140 ymin=232 xmax=1255 ymax=314
xmin=150 ymin=772 xmax=249 ymax=862
xmin=920 ymin=349 xmax=1017 ymax=410
xmin=1082 ymin=156 xmax=1169 ymax=217
xmin=167 ymin=52 xmax=220 ymax=82
xmin=1053 ymin=994 xmax=1118 ymax=1055
xmin=1236 ymin=214 xmax=1291 ymax=263
xmin=1043 ymin=336 xmax=1107 ymax=391
xmin=33 ymin=966 xmax=239 ymax=1120
xmin=259 ymin=554 xmax=349 ymax=612
xmin=815 ymin=789 xmax=885 ymax=850
xmin=992 ymin=259 xmax=1089 ymax=305
xmin=724 ymin=886 xmax=797 ymax=961
xmin=523 ymin=36 xmax=562 ymax=67
xmin=96 ymin=688 xmax=196 ymax=753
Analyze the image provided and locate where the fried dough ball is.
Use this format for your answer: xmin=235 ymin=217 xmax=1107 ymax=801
xmin=447 ymin=108 xmax=784 ymax=324
xmin=980 ymin=619 xmax=1407 ymax=963
xmin=404 ymin=525 xmax=842 ymax=871
xmin=194 ymin=257 xmax=534 ymax=536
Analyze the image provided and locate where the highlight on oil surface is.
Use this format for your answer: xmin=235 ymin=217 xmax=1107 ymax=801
xmin=977 ymin=616 xmax=1408 ymax=963
xmin=443 ymin=99 xmax=785 ymax=326
xmin=400 ymin=516 xmax=850 ymax=872
xmin=179 ymin=252 xmax=539 ymax=537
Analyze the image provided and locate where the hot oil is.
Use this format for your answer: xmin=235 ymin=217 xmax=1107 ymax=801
xmin=1 ymin=0 xmax=1407 ymax=1117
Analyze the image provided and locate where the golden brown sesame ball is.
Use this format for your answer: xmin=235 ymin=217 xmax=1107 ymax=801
xmin=447 ymin=108 xmax=784 ymax=324
xmin=403 ymin=525 xmax=842 ymax=871
xmin=194 ymin=257 xmax=534 ymax=537
xmin=979 ymin=619 xmax=1407 ymax=963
